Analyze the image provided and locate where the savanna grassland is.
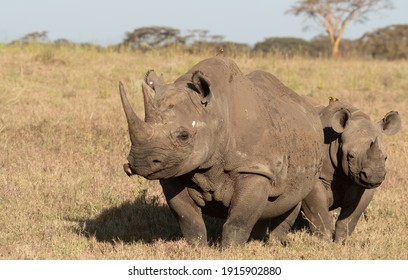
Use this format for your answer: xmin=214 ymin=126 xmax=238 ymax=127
xmin=0 ymin=44 xmax=407 ymax=260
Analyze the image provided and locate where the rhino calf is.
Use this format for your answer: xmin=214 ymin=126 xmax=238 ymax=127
xmin=120 ymin=57 xmax=323 ymax=247
xmin=300 ymin=99 xmax=401 ymax=242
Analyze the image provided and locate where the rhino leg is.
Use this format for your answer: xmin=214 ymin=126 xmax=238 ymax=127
xmin=335 ymin=188 xmax=375 ymax=243
xmin=301 ymin=181 xmax=333 ymax=240
xmin=160 ymin=179 xmax=207 ymax=246
xmin=221 ymin=174 xmax=270 ymax=248
xmin=249 ymin=219 xmax=270 ymax=242
xmin=269 ymin=202 xmax=301 ymax=243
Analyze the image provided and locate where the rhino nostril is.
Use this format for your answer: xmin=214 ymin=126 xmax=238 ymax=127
xmin=360 ymin=170 xmax=369 ymax=181
xmin=152 ymin=159 xmax=162 ymax=165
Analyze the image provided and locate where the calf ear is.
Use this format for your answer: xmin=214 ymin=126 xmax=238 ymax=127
xmin=379 ymin=111 xmax=401 ymax=136
xmin=145 ymin=69 xmax=164 ymax=90
xmin=331 ymin=108 xmax=351 ymax=133
xmin=192 ymin=71 xmax=212 ymax=107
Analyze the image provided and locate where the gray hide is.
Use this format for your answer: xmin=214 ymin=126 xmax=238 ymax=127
xmin=120 ymin=57 xmax=324 ymax=247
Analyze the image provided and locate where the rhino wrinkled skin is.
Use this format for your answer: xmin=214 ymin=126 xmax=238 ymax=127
xmin=300 ymin=100 xmax=401 ymax=242
xmin=120 ymin=57 xmax=324 ymax=247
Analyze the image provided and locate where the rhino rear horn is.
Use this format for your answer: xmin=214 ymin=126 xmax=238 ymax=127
xmin=119 ymin=82 xmax=154 ymax=143
xmin=331 ymin=108 xmax=351 ymax=133
xmin=142 ymin=81 xmax=160 ymax=123
xmin=379 ymin=111 xmax=401 ymax=136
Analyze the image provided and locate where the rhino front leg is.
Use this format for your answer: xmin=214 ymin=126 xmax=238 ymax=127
xmin=335 ymin=188 xmax=375 ymax=243
xmin=301 ymin=180 xmax=333 ymax=240
xmin=160 ymin=179 xmax=207 ymax=246
xmin=221 ymin=175 xmax=269 ymax=248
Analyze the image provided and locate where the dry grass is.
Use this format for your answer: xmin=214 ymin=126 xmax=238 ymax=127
xmin=0 ymin=44 xmax=407 ymax=259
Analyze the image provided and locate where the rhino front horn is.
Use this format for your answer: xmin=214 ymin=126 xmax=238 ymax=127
xmin=119 ymin=82 xmax=154 ymax=144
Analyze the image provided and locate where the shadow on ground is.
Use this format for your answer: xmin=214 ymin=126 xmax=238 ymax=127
xmin=73 ymin=198 xmax=224 ymax=244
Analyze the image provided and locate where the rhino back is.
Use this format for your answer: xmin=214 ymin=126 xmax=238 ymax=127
xmin=245 ymin=69 xmax=322 ymax=160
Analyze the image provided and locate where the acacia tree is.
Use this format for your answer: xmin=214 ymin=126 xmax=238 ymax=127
xmin=123 ymin=26 xmax=186 ymax=49
xmin=19 ymin=31 xmax=49 ymax=44
xmin=287 ymin=0 xmax=393 ymax=57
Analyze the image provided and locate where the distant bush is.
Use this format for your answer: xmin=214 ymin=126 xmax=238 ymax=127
xmin=358 ymin=24 xmax=408 ymax=60
xmin=254 ymin=37 xmax=313 ymax=57
xmin=9 ymin=25 xmax=408 ymax=60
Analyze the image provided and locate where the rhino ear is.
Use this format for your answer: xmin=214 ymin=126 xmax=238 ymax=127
xmin=145 ymin=69 xmax=164 ymax=90
xmin=192 ymin=70 xmax=212 ymax=106
xmin=379 ymin=111 xmax=401 ymax=136
xmin=331 ymin=108 xmax=351 ymax=133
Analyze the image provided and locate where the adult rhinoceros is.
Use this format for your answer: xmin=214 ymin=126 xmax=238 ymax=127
xmin=119 ymin=57 xmax=323 ymax=247
xmin=300 ymin=99 xmax=401 ymax=243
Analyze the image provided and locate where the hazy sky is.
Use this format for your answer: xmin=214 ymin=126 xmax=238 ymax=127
xmin=0 ymin=0 xmax=406 ymax=46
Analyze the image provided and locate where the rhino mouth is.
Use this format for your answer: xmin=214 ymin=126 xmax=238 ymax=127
xmin=351 ymin=173 xmax=383 ymax=189
xmin=123 ymin=162 xmax=180 ymax=180
xmin=145 ymin=167 xmax=178 ymax=180
xmin=356 ymin=180 xmax=382 ymax=189
xmin=347 ymin=160 xmax=385 ymax=189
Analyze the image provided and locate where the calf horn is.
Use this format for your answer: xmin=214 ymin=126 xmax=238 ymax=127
xmin=367 ymin=137 xmax=382 ymax=158
xmin=119 ymin=82 xmax=154 ymax=144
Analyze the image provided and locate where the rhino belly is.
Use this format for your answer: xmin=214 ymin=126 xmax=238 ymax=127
xmin=261 ymin=164 xmax=319 ymax=219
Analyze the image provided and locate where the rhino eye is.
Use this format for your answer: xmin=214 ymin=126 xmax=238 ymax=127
xmin=173 ymin=127 xmax=194 ymax=145
xmin=177 ymin=130 xmax=190 ymax=142
xmin=347 ymin=153 xmax=356 ymax=161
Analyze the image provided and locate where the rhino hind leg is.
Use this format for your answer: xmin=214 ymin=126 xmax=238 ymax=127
xmin=249 ymin=219 xmax=270 ymax=242
xmin=269 ymin=202 xmax=301 ymax=243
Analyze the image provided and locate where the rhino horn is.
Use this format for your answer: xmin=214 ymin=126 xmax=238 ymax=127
xmin=119 ymin=82 xmax=153 ymax=143
xmin=368 ymin=137 xmax=382 ymax=157
xmin=142 ymin=81 xmax=160 ymax=123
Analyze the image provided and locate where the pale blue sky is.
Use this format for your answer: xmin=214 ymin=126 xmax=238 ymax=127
xmin=0 ymin=0 xmax=406 ymax=46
